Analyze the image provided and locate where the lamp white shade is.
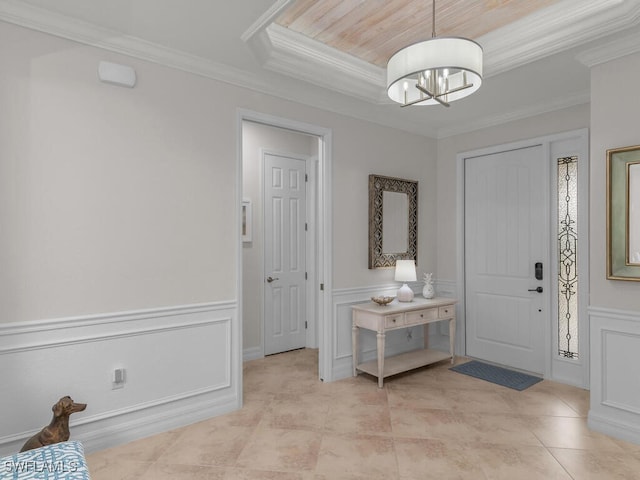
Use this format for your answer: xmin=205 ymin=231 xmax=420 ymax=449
xmin=387 ymin=36 xmax=483 ymax=105
xmin=395 ymin=259 xmax=417 ymax=282
xmin=395 ymin=259 xmax=416 ymax=302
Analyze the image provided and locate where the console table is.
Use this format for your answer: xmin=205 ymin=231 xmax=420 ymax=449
xmin=352 ymin=297 xmax=456 ymax=387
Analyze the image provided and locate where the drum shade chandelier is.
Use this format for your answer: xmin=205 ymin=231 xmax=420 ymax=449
xmin=386 ymin=0 xmax=483 ymax=107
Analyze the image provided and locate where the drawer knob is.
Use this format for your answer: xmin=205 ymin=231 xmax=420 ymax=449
xmin=392 ymin=318 xmax=396 ymax=323
xmin=420 ymin=314 xmax=424 ymax=318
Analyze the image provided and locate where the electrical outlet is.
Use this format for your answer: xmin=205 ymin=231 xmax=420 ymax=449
xmin=112 ymin=368 xmax=126 ymax=390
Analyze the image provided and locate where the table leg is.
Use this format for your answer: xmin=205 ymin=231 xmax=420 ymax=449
xmin=423 ymin=323 xmax=429 ymax=349
xmin=352 ymin=323 xmax=358 ymax=377
xmin=449 ymin=317 xmax=456 ymax=364
xmin=377 ymin=331 xmax=385 ymax=388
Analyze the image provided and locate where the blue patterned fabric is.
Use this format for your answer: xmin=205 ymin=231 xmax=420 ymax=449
xmin=0 ymin=441 xmax=90 ymax=480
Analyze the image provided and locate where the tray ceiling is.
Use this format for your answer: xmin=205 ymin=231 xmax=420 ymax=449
xmin=276 ymin=0 xmax=561 ymax=68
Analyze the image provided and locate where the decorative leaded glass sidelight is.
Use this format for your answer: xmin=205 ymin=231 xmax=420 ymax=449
xmin=557 ymin=156 xmax=579 ymax=359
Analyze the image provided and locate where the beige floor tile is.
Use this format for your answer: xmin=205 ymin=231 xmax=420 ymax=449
xmin=441 ymin=388 xmax=517 ymax=414
xmin=140 ymin=463 xmax=227 ymax=479
xmin=391 ymin=407 xmax=542 ymax=446
xmin=223 ymin=467 xmax=311 ymax=479
xmin=527 ymin=416 xmax=625 ymax=450
xmin=314 ymin=433 xmax=398 ymax=479
xmin=87 ymin=429 xmax=180 ymax=463
xmin=262 ymin=393 xmax=331 ymax=431
xmin=324 ymin=402 xmax=392 ymax=435
xmin=394 ymin=437 xmax=487 ymax=480
xmin=158 ymin=423 xmax=255 ymax=467
xmin=85 ymin=348 xmax=640 ymax=479
xmin=498 ymin=389 xmax=581 ymax=417
xmin=459 ymin=412 xmax=544 ymax=446
xmin=473 ymin=443 xmax=572 ymax=480
xmin=386 ymin=384 xmax=452 ymax=410
xmin=532 ymin=381 xmax=590 ymax=416
xmin=235 ymin=427 xmax=321 ymax=472
xmin=85 ymin=455 xmax=154 ymax=480
xmin=549 ymin=447 xmax=640 ymax=479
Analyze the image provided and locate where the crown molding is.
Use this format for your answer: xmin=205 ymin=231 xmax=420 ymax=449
xmin=240 ymin=0 xmax=292 ymax=43
xmin=0 ymin=0 xmax=266 ymax=88
xmin=482 ymin=0 xmax=640 ymax=76
xmin=577 ymin=29 xmax=640 ymax=67
xmin=436 ymin=89 xmax=591 ymax=139
xmin=263 ymin=24 xmax=387 ymax=103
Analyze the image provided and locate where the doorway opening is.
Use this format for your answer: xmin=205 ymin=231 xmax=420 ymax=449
xmin=237 ymin=110 xmax=332 ymax=397
xmin=456 ymin=129 xmax=589 ymax=388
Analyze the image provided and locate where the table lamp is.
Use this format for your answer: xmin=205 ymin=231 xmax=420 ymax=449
xmin=395 ymin=259 xmax=416 ymax=302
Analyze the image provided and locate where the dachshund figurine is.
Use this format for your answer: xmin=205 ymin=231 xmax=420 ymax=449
xmin=20 ymin=396 xmax=87 ymax=452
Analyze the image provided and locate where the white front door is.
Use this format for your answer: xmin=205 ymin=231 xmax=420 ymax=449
xmin=464 ymin=145 xmax=548 ymax=374
xmin=264 ymin=152 xmax=307 ymax=355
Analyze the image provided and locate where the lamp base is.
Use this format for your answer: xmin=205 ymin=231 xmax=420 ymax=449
xmin=397 ymin=283 xmax=414 ymax=302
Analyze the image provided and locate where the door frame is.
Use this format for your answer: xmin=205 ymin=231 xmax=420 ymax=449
xmin=261 ymin=149 xmax=314 ymax=354
xmin=236 ymin=109 xmax=333 ymax=393
xmin=456 ymin=128 xmax=589 ymax=387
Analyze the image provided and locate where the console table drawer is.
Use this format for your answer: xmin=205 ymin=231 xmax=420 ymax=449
xmin=406 ymin=308 xmax=438 ymax=325
xmin=439 ymin=305 xmax=455 ymax=318
xmin=385 ymin=314 xmax=404 ymax=328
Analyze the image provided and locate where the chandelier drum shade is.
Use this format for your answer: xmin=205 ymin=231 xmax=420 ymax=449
xmin=386 ymin=1 xmax=483 ymax=107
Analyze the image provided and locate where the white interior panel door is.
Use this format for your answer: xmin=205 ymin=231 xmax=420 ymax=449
xmin=465 ymin=145 xmax=548 ymax=374
xmin=264 ymin=153 xmax=307 ymax=355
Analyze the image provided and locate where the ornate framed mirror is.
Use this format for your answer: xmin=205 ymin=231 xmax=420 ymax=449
xmin=368 ymin=174 xmax=418 ymax=269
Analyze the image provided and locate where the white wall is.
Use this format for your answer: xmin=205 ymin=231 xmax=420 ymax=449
xmin=0 ymin=21 xmax=437 ymax=454
xmin=588 ymin=52 xmax=640 ymax=444
xmin=0 ymin=24 xmax=237 ymax=323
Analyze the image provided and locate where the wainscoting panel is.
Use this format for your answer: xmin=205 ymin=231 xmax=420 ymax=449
xmin=589 ymin=306 xmax=640 ymax=445
xmin=0 ymin=302 xmax=239 ymax=456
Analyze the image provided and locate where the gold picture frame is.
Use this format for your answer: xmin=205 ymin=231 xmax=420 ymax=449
xmin=607 ymin=145 xmax=640 ymax=281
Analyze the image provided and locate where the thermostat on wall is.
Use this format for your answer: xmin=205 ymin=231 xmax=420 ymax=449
xmin=98 ymin=61 xmax=137 ymax=88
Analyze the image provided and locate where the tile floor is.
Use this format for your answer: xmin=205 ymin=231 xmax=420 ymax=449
xmin=86 ymin=349 xmax=640 ymax=479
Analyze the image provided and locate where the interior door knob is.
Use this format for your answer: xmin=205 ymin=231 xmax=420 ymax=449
xmin=266 ymin=276 xmax=279 ymax=283
xmin=528 ymin=286 xmax=543 ymax=293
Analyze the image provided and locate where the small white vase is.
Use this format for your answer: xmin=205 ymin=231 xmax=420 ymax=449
xmin=422 ymin=283 xmax=435 ymax=299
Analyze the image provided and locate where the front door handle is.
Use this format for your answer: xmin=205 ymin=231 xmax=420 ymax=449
xmin=266 ymin=276 xmax=279 ymax=283
xmin=528 ymin=286 xmax=543 ymax=293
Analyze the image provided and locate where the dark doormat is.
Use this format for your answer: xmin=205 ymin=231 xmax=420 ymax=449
xmin=450 ymin=360 xmax=543 ymax=391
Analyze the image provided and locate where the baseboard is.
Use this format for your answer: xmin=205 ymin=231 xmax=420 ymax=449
xmin=243 ymin=346 xmax=263 ymax=362
xmin=588 ymin=411 xmax=640 ymax=446
xmin=0 ymin=301 xmax=239 ymax=457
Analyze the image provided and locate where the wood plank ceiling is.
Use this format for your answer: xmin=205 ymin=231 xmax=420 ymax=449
xmin=276 ymin=0 xmax=562 ymax=67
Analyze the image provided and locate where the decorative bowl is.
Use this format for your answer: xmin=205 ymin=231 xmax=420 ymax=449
xmin=371 ymin=296 xmax=395 ymax=306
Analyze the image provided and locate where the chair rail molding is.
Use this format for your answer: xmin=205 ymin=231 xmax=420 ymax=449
xmin=0 ymin=301 xmax=239 ymax=456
